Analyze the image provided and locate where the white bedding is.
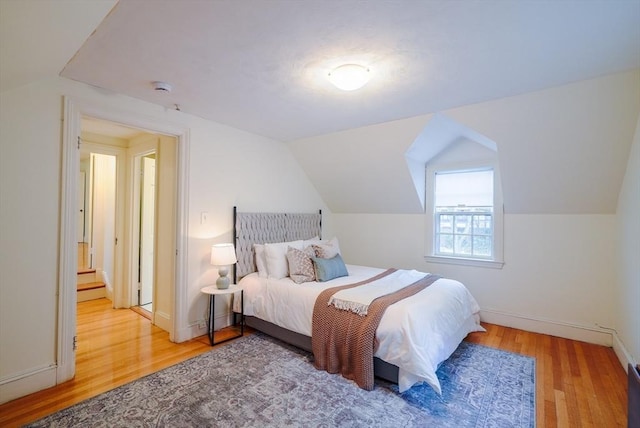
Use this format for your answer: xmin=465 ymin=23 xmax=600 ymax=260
xmin=236 ymin=264 xmax=484 ymax=393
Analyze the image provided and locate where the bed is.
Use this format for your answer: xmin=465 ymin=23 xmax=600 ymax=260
xmin=232 ymin=207 xmax=484 ymax=393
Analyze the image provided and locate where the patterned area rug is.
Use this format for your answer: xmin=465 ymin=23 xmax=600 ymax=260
xmin=29 ymin=333 xmax=535 ymax=427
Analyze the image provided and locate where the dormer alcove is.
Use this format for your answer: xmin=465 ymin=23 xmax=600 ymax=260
xmin=405 ymin=113 xmax=500 ymax=212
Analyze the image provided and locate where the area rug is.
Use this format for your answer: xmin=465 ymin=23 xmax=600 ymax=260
xmin=28 ymin=333 xmax=535 ymax=427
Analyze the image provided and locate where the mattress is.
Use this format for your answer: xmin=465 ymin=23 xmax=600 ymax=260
xmin=236 ymin=264 xmax=484 ymax=393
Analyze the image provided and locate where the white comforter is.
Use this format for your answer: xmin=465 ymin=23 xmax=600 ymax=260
xmin=236 ymin=265 xmax=484 ymax=393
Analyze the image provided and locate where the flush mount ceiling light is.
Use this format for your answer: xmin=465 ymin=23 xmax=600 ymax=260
xmin=328 ymin=64 xmax=370 ymax=91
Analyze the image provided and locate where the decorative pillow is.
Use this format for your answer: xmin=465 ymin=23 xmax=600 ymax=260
xmin=254 ymin=244 xmax=267 ymax=278
xmin=286 ymin=246 xmax=316 ymax=284
xmin=264 ymin=240 xmax=303 ymax=279
xmin=312 ymin=253 xmax=348 ymax=282
xmin=312 ymin=237 xmax=341 ymax=259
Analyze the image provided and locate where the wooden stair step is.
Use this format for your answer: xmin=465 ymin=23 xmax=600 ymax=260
xmin=77 ymin=268 xmax=96 ymax=275
xmin=77 ymin=282 xmax=105 ymax=292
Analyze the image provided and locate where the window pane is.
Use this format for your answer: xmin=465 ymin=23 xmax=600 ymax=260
xmin=439 ymin=214 xmax=453 ymax=233
xmin=473 ymin=214 xmax=492 ymax=235
xmin=454 ymin=235 xmax=472 ymax=255
xmin=473 ymin=236 xmax=492 ymax=257
xmin=454 ymin=215 xmax=472 ymax=234
xmin=437 ymin=234 xmax=453 ymax=254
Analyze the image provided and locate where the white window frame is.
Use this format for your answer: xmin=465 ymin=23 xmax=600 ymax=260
xmin=425 ymin=161 xmax=504 ymax=269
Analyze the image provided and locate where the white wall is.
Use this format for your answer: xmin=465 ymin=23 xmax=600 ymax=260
xmin=335 ymin=213 xmax=616 ymax=344
xmin=90 ymin=153 xmax=116 ymax=295
xmin=0 ymin=76 xmax=329 ymax=403
xmin=615 ymin=114 xmax=640 ymax=368
xmin=0 ymin=79 xmax=61 ymax=402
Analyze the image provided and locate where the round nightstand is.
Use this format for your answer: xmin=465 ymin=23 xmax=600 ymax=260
xmin=200 ymin=284 xmax=244 ymax=346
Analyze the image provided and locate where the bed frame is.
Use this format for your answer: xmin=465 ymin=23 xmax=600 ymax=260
xmin=232 ymin=206 xmax=400 ymax=383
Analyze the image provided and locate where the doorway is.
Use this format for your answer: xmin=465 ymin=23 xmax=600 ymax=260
xmin=77 ymin=117 xmax=177 ymax=323
xmin=77 ymin=126 xmax=124 ymax=304
xmin=59 ymin=98 xmax=189 ymax=385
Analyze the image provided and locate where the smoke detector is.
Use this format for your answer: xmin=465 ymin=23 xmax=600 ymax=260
xmin=152 ymin=81 xmax=173 ymax=92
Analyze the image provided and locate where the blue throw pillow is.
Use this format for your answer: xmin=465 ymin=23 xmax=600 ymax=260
xmin=312 ymin=253 xmax=348 ymax=282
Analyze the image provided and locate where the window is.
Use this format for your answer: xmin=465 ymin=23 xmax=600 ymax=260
xmin=434 ymin=169 xmax=493 ymax=258
xmin=426 ymin=165 xmax=504 ymax=268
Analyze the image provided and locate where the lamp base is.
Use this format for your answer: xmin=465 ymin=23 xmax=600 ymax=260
xmin=216 ymin=267 xmax=230 ymax=289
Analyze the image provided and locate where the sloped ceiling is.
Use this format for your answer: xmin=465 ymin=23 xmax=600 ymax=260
xmin=290 ymin=70 xmax=640 ymax=214
xmin=54 ymin=0 xmax=640 ymax=142
xmin=0 ymin=0 xmax=117 ymax=92
xmin=289 ymin=115 xmax=431 ymax=214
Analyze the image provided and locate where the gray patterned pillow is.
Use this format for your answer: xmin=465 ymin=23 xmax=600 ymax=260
xmin=286 ymin=246 xmax=316 ymax=284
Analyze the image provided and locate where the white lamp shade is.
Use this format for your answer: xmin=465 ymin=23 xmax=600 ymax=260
xmin=328 ymin=64 xmax=370 ymax=91
xmin=210 ymin=243 xmax=237 ymax=266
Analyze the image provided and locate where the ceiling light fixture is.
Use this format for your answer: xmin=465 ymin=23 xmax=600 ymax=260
xmin=328 ymin=64 xmax=370 ymax=91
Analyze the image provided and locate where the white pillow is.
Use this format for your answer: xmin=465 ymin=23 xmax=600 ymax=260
xmin=264 ymin=240 xmax=303 ymax=279
xmin=254 ymin=244 xmax=267 ymax=278
xmin=312 ymin=237 xmax=341 ymax=259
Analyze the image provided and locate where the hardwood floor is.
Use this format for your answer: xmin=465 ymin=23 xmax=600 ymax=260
xmin=0 ymin=300 xmax=628 ymax=427
xmin=466 ymin=324 xmax=627 ymax=427
xmin=0 ymin=299 xmax=216 ymax=427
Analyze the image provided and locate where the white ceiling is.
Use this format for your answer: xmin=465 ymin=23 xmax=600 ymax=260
xmin=48 ymin=0 xmax=640 ymax=142
xmin=0 ymin=0 xmax=117 ymax=93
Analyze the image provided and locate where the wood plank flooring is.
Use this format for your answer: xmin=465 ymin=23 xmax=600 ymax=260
xmin=0 ymin=299 xmax=628 ymax=427
xmin=0 ymin=299 xmax=214 ymax=427
xmin=466 ymin=324 xmax=627 ymax=427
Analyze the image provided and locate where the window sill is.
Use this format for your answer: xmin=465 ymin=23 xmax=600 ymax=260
xmin=424 ymin=255 xmax=504 ymax=269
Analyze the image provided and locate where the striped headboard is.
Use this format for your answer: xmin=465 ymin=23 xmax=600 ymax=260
xmin=233 ymin=207 xmax=322 ymax=281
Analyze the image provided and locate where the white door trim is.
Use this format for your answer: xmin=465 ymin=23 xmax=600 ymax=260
xmin=58 ymin=98 xmax=80 ymax=383
xmin=58 ymin=97 xmax=190 ymax=382
xmin=127 ymin=143 xmax=158 ymax=309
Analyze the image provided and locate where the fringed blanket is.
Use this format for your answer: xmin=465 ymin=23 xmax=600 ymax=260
xmin=328 ymin=269 xmax=428 ymax=316
xmin=312 ymin=270 xmax=441 ymax=390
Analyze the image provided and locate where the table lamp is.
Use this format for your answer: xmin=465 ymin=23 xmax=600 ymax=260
xmin=210 ymin=243 xmax=237 ymax=289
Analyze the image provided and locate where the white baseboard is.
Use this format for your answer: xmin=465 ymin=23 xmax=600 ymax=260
xmin=175 ymin=312 xmax=232 ymax=343
xmin=480 ymin=309 xmax=613 ymax=346
xmin=154 ymin=310 xmax=172 ymax=334
xmin=612 ymin=332 xmax=637 ymax=374
xmin=180 ymin=322 xmax=209 ymax=343
xmin=0 ymin=364 xmax=57 ymax=405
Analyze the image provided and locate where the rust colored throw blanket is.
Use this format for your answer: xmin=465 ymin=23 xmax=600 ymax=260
xmin=312 ymin=269 xmax=441 ymax=390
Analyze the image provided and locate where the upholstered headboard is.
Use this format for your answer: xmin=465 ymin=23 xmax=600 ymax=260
xmin=233 ymin=206 xmax=322 ymax=282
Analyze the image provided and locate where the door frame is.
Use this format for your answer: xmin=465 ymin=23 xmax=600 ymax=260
xmin=129 ymin=146 xmax=158 ymax=310
xmin=58 ymin=97 xmax=190 ymax=383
